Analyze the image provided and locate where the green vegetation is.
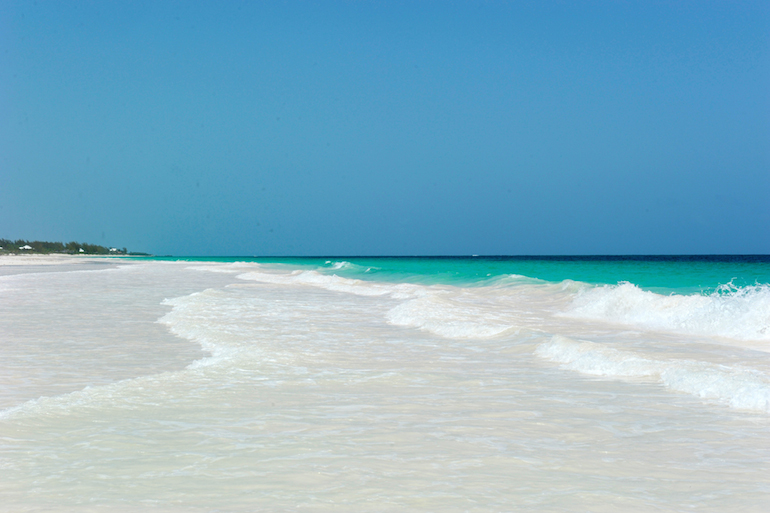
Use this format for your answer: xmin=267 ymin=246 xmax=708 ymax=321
xmin=0 ymin=238 xmax=146 ymax=255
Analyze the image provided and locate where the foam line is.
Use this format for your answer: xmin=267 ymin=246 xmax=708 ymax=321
xmin=536 ymin=335 xmax=770 ymax=412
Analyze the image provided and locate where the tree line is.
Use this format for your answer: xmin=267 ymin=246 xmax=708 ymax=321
xmin=0 ymin=238 xmax=141 ymax=255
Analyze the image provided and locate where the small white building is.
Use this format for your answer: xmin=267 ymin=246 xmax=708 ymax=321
xmin=19 ymin=245 xmax=32 ymax=250
xmin=79 ymin=248 xmax=85 ymax=253
xmin=109 ymin=248 xmax=117 ymax=252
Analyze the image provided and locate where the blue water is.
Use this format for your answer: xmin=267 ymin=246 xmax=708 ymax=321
xmin=140 ymin=255 xmax=770 ymax=293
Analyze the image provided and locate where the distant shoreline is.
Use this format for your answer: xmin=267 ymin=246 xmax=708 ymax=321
xmin=0 ymin=238 xmax=151 ymax=256
xmin=0 ymin=253 xmax=134 ymax=266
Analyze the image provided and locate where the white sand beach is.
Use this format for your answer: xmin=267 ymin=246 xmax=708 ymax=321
xmin=0 ymin=254 xmax=129 ymax=276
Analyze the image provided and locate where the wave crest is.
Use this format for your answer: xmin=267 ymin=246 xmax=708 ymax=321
xmin=560 ymin=282 xmax=770 ymax=341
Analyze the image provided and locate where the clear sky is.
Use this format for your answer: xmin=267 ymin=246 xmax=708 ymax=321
xmin=1 ymin=1 xmax=768 ymax=256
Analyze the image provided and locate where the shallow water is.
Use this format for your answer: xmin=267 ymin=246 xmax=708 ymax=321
xmin=1 ymin=257 xmax=769 ymax=511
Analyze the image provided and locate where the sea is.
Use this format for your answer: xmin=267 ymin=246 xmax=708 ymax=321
xmin=1 ymin=255 xmax=769 ymax=512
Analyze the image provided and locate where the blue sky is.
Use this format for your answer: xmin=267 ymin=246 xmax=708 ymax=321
xmin=1 ymin=1 xmax=768 ymax=255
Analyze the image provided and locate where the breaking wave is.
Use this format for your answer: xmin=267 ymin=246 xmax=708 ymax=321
xmin=536 ymin=335 xmax=770 ymax=412
xmin=560 ymin=282 xmax=770 ymax=341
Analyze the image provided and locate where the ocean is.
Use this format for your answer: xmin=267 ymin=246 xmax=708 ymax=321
xmin=1 ymin=255 xmax=769 ymax=511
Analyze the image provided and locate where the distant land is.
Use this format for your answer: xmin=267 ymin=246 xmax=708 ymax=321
xmin=0 ymin=238 xmax=149 ymax=256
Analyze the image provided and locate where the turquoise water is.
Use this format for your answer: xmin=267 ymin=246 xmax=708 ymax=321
xmin=138 ymin=255 xmax=770 ymax=293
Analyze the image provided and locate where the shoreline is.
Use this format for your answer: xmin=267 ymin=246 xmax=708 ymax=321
xmin=0 ymin=253 xmax=133 ymax=266
xmin=0 ymin=253 xmax=131 ymax=276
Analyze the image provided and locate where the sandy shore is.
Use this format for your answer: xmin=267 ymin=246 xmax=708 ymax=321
xmin=0 ymin=254 xmax=129 ymax=275
xmin=0 ymin=254 xmax=107 ymax=266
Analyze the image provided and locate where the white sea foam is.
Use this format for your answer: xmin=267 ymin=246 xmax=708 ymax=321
xmin=329 ymin=260 xmax=351 ymax=270
xmin=237 ymin=269 xmax=424 ymax=299
xmin=560 ymin=281 xmax=770 ymax=341
xmin=159 ymin=292 xmax=243 ymax=367
xmin=385 ymin=294 xmax=517 ymax=339
xmin=324 ymin=260 xmax=381 ymax=273
xmin=187 ymin=262 xmax=262 ymax=273
xmin=486 ymin=273 xmax=548 ymax=287
xmin=1 ymin=281 xmax=304 ymax=420
xmin=0 ymin=370 xmax=182 ymax=420
xmin=238 ymin=270 xmax=521 ymax=339
xmin=536 ymin=335 xmax=770 ymax=412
